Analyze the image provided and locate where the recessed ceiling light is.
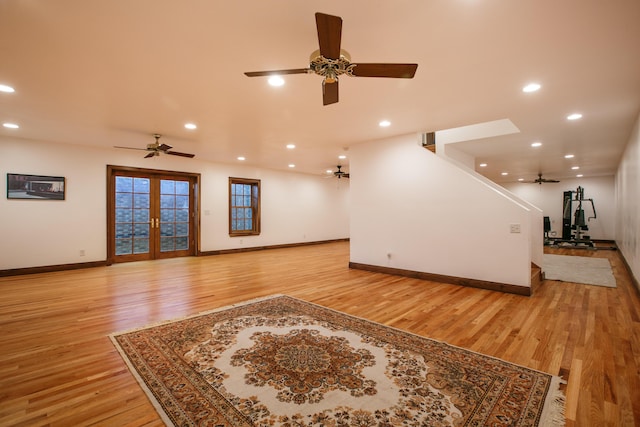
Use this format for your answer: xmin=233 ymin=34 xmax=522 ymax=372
xmin=571 ymin=166 xmax=580 ymax=170
xmin=379 ymin=120 xmax=391 ymax=127
xmin=268 ymin=76 xmax=285 ymax=86
xmin=0 ymin=84 xmax=15 ymax=93
xmin=576 ymin=174 xmax=583 ymax=178
xmin=501 ymin=172 xmax=508 ymax=176
xmin=518 ymin=178 xmax=524 ymax=181
xmin=479 ymin=163 xmax=487 ymax=167
xmin=288 ymin=164 xmax=295 ymax=168
xmin=2 ymin=122 xmax=19 ymax=129
xmin=567 ymin=113 xmax=582 ymax=120
xmin=184 ymin=123 xmax=197 ymax=130
xmin=326 ymin=169 xmax=333 ymax=174
xmin=531 ymin=142 xmax=542 ymax=147
xmin=522 ymin=83 xmax=541 ymax=93
xmin=338 ymin=155 xmax=346 ymax=159
xmin=237 ymin=156 xmax=245 ymax=161
xmin=286 ymin=144 xmax=296 ymax=149
xmin=564 ymin=154 xmax=574 ymax=159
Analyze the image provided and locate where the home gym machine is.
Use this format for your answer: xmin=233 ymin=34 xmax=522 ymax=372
xmin=548 ymin=186 xmax=597 ymax=247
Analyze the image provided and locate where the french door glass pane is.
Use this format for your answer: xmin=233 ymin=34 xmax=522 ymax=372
xmin=115 ymin=223 xmax=132 ymax=239
xmin=134 ymin=193 xmax=149 ymax=208
xmin=160 ymin=209 xmax=175 ymax=222
xmin=134 ymin=209 xmax=149 ymax=222
xmin=160 ymin=223 xmax=175 ymax=236
xmin=115 ymin=209 xmax=132 ymax=223
xmin=116 ymin=193 xmax=132 ymax=208
xmin=116 ymin=238 xmax=132 ymax=255
xmin=160 ymin=237 xmax=174 ymax=252
xmin=115 ymin=177 xmax=132 ymax=192
xmin=133 ymin=239 xmax=149 ymax=254
xmin=115 ymin=176 xmax=150 ymax=256
xmin=160 ymin=194 xmax=175 ymax=208
xmin=159 ymin=179 xmax=190 ymax=253
xmin=134 ymin=178 xmax=150 ymax=193
xmin=175 ymin=236 xmax=188 ymax=250
xmin=176 ymin=181 xmax=189 ymax=195
xmin=160 ymin=180 xmax=175 ymax=194
xmin=176 ymin=209 xmax=189 ymax=222
xmin=176 ymin=222 xmax=188 ymax=236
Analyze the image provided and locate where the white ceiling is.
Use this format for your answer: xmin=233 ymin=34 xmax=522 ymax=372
xmin=1 ymin=1 xmax=639 ymax=183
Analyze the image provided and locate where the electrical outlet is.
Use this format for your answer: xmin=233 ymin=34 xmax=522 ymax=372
xmin=510 ymin=223 xmax=521 ymax=233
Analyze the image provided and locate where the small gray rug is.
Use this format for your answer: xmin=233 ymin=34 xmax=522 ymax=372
xmin=543 ymin=254 xmax=616 ymax=287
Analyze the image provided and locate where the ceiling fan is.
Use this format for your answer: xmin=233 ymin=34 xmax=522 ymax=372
xmin=332 ymin=165 xmax=349 ymax=179
xmin=244 ymin=12 xmax=418 ymax=105
xmin=114 ymin=134 xmax=195 ymax=159
xmin=527 ymin=173 xmax=560 ymax=185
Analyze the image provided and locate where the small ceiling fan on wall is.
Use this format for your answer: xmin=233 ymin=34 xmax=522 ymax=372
xmin=244 ymin=12 xmax=418 ymax=105
xmin=526 ymin=173 xmax=560 ymax=185
xmin=331 ymin=165 xmax=349 ymax=179
xmin=114 ymin=134 xmax=195 ymax=159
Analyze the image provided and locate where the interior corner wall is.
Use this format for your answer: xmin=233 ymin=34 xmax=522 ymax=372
xmin=502 ymin=175 xmax=616 ymax=240
xmin=442 ymin=143 xmax=475 ymax=169
xmin=436 ymin=142 xmax=544 ymax=270
xmin=349 ymin=133 xmax=533 ymax=288
xmin=0 ymin=137 xmax=349 ymax=270
xmin=615 ymin=112 xmax=640 ymax=285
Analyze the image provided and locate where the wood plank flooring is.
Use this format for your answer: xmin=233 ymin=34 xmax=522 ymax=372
xmin=1 ymin=241 xmax=639 ymax=426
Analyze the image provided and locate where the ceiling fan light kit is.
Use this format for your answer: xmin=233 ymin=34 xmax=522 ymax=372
xmin=244 ymin=12 xmax=418 ymax=105
xmin=309 ymin=49 xmax=354 ymax=83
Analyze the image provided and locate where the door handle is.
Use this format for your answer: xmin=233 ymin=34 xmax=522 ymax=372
xmin=155 ymin=218 xmax=159 ymax=228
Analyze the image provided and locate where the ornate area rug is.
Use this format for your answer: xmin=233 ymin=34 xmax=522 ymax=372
xmin=543 ymin=254 xmax=616 ymax=287
xmin=110 ymin=295 xmax=565 ymax=426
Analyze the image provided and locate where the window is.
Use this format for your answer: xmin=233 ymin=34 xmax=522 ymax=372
xmin=229 ymin=177 xmax=260 ymax=236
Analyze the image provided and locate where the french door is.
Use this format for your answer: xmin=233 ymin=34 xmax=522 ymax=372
xmin=107 ymin=166 xmax=199 ymax=263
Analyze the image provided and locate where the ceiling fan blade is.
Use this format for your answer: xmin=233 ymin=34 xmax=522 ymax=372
xmin=343 ymin=173 xmax=350 ymax=178
xmin=351 ymin=63 xmax=418 ymax=78
xmin=166 ymin=151 xmax=195 ymax=158
xmin=315 ymin=12 xmax=342 ymax=60
xmin=144 ymin=152 xmax=156 ymax=158
xmin=245 ymin=68 xmax=310 ymax=77
xmin=157 ymin=143 xmax=172 ymax=151
xmin=114 ymin=145 xmax=147 ymax=151
xmin=322 ymin=80 xmax=339 ymax=105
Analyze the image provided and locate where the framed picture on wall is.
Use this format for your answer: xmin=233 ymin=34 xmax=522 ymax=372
xmin=6 ymin=173 xmax=66 ymax=200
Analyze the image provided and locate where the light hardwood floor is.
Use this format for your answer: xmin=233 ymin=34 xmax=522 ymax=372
xmin=1 ymin=241 xmax=639 ymax=426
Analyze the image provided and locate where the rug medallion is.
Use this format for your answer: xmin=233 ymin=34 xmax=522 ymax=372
xmin=111 ymin=295 xmax=565 ymax=426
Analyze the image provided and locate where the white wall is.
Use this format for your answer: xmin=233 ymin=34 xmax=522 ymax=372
xmin=615 ymin=113 xmax=640 ymax=285
xmin=0 ymin=137 xmax=349 ymax=270
xmin=503 ymin=175 xmax=616 ymax=240
xmin=435 ymin=143 xmax=544 ymax=270
xmin=350 ymin=133 xmax=537 ymax=288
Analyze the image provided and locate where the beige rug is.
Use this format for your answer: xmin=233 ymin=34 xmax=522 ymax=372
xmin=543 ymin=254 xmax=616 ymax=287
xmin=110 ymin=295 xmax=565 ymax=426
